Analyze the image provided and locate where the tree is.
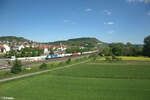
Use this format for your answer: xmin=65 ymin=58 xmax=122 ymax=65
xmin=11 ymin=59 xmax=22 ymax=74
xmin=49 ymin=49 xmax=54 ymax=55
xmin=143 ymin=35 xmax=150 ymax=57
xmin=109 ymin=43 xmax=125 ymax=56
xmin=102 ymin=48 xmax=112 ymax=56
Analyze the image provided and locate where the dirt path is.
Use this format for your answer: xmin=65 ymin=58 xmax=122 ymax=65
xmin=0 ymin=60 xmax=89 ymax=83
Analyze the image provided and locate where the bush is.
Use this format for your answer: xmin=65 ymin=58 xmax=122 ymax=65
xmin=11 ymin=59 xmax=22 ymax=74
xmin=105 ymin=56 xmax=112 ymax=61
xmin=40 ymin=63 xmax=47 ymax=69
xmin=89 ymin=54 xmax=99 ymax=61
xmin=116 ymin=57 xmax=122 ymax=61
xmin=112 ymin=54 xmax=117 ymax=60
xmin=66 ymin=58 xmax=71 ymax=64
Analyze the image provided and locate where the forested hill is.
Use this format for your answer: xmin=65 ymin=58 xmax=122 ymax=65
xmin=0 ymin=36 xmax=31 ymax=43
xmin=47 ymin=37 xmax=104 ymax=47
xmin=0 ymin=36 xmax=105 ymax=48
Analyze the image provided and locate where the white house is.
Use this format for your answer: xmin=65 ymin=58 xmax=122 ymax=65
xmin=0 ymin=45 xmax=3 ymax=54
xmin=56 ymin=45 xmax=67 ymax=51
xmin=13 ymin=45 xmax=24 ymax=51
xmin=44 ymin=48 xmax=49 ymax=54
xmin=25 ymin=44 xmax=30 ymax=48
xmin=18 ymin=45 xmax=25 ymax=51
xmin=3 ymin=44 xmax=10 ymax=53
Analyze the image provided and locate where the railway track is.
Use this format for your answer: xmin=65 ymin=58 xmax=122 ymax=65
xmin=0 ymin=54 xmax=90 ymax=71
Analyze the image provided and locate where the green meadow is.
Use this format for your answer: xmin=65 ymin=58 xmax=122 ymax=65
xmin=0 ymin=60 xmax=150 ymax=100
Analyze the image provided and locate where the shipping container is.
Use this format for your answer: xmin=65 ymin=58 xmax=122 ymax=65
xmin=78 ymin=52 xmax=81 ymax=55
xmin=58 ymin=54 xmax=65 ymax=58
xmin=65 ymin=53 xmax=72 ymax=56
xmin=72 ymin=52 xmax=78 ymax=56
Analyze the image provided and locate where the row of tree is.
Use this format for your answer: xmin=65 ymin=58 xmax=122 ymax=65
xmin=102 ymin=35 xmax=150 ymax=57
xmin=102 ymin=43 xmax=142 ymax=56
xmin=66 ymin=47 xmax=91 ymax=53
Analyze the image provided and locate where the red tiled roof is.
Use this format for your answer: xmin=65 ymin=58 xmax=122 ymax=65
xmin=0 ymin=45 xmax=3 ymax=49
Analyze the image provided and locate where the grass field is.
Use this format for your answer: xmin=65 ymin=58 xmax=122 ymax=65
xmin=0 ymin=59 xmax=150 ymax=100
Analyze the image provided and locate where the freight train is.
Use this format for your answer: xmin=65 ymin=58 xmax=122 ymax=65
xmin=10 ymin=50 xmax=98 ymax=61
xmin=45 ymin=50 xmax=97 ymax=59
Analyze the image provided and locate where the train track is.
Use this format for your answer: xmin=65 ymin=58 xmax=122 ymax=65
xmin=0 ymin=54 xmax=90 ymax=71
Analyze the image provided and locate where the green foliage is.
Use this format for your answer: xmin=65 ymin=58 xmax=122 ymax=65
xmin=143 ymin=35 xmax=150 ymax=57
xmin=4 ymin=50 xmax=17 ymax=58
xmin=66 ymin=47 xmax=90 ymax=53
xmin=11 ymin=59 xmax=22 ymax=74
xmin=102 ymin=48 xmax=112 ymax=56
xmin=116 ymin=57 xmax=122 ymax=61
xmin=48 ymin=37 xmax=102 ymax=48
xmin=39 ymin=63 xmax=47 ymax=69
xmin=105 ymin=56 xmax=112 ymax=61
xmin=0 ymin=36 xmax=30 ymax=43
xmin=66 ymin=58 xmax=71 ymax=64
xmin=49 ymin=49 xmax=54 ymax=55
xmin=110 ymin=43 xmax=124 ymax=56
xmin=88 ymin=54 xmax=99 ymax=61
xmin=107 ymin=42 xmax=142 ymax=56
xmin=5 ymin=47 xmax=43 ymax=58
xmin=112 ymin=55 xmax=122 ymax=61
xmin=105 ymin=55 xmax=122 ymax=61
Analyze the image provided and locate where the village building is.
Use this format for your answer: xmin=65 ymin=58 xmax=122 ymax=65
xmin=3 ymin=44 xmax=10 ymax=53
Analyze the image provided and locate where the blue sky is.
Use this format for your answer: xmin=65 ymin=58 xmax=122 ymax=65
xmin=0 ymin=0 xmax=150 ymax=44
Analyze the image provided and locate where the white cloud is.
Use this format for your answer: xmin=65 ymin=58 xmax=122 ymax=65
xmin=147 ymin=11 xmax=150 ymax=16
xmin=127 ymin=0 xmax=150 ymax=4
xmin=108 ymin=30 xmax=114 ymax=34
xmin=104 ymin=10 xmax=112 ymax=15
xmin=104 ymin=21 xmax=114 ymax=25
xmin=85 ymin=8 xmax=92 ymax=12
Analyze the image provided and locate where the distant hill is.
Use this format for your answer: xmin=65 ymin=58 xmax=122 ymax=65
xmin=0 ymin=36 xmax=31 ymax=43
xmin=0 ymin=36 xmax=107 ymax=48
xmin=47 ymin=37 xmax=105 ymax=48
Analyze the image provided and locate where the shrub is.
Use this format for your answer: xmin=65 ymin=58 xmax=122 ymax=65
xmin=116 ymin=57 xmax=122 ymax=61
xmin=66 ymin=58 xmax=71 ymax=64
xmin=11 ymin=59 xmax=22 ymax=74
xmin=112 ymin=54 xmax=117 ymax=60
xmin=105 ymin=56 xmax=112 ymax=61
xmin=40 ymin=63 xmax=47 ymax=69
xmin=89 ymin=54 xmax=99 ymax=61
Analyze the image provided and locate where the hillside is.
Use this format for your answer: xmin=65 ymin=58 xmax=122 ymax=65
xmin=0 ymin=36 xmax=106 ymax=48
xmin=48 ymin=37 xmax=104 ymax=48
xmin=0 ymin=36 xmax=31 ymax=43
